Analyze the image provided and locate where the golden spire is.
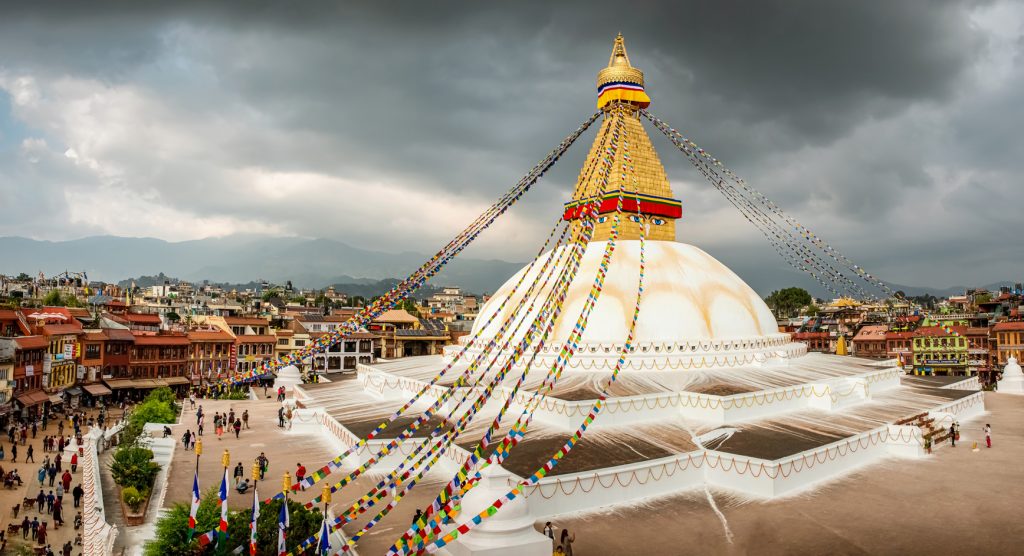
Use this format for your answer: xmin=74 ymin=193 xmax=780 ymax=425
xmin=562 ymin=35 xmax=678 ymax=242
xmin=596 ymin=33 xmax=650 ymax=110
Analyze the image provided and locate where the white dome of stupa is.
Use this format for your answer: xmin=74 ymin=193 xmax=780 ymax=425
xmin=455 ymin=240 xmax=805 ymax=371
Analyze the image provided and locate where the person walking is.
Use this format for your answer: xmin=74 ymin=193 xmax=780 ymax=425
xmin=72 ymin=484 xmax=83 ymax=508
xmin=36 ymin=489 xmax=45 ymax=512
xmin=38 ymin=465 xmax=47 ymax=487
xmin=543 ymin=522 xmax=555 ymax=539
xmin=26 ymin=443 xmax=34 ymax=463
xmin=182 ymin=430 xmax=192 ymax=451
xmin=257 ymin=452 xmax=268 ymax=481
xmin=21 ymin=515 xmax=30 ymax=539
xmin=30 ymin=517 xmax=39 ymax=542
xmin=10 ymin=443 xmax=15 ymax=462
xmin=242 ymin=410 xmax=249 ymax=429
xmin=48 ymin=464 xmax=57 ymax=487
xmin=295 ymin=463 xmax=306 ymax=491
xmin=233 ymin=419 xmax=241 ymax=439
xmin=278 ymin=406 xmax=285 ymax=428
xmin=233 ymin=462 xmax=244 ymax=488
xmin=61 ymin=470 xmax=72 ymax=493
xmin=46 ymin=490 xmax=54 ymax=513
xmin=984 ymin=424 xmax=992 ymax=448
xmin=70 ymin=453 xmax=77 ymax=474
xmin=32 ymin=420 xmax=37 ymax=439
xmin=949 ymin=423 xmax=956 ymax=447
xmin=228 ymin=409 xmax=235 ymax=426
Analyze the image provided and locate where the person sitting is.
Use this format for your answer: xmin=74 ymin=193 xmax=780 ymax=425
xmin=162 ymin=426 xmax=172 ymax=438
xmin=10 ymin=471 xmax=21 ymax=486
xmin=236 ymin=479 xmax=250 ymax=494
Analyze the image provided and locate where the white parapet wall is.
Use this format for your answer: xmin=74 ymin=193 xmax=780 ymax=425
xmin=82 ymin=423 xmax=124 ymax=556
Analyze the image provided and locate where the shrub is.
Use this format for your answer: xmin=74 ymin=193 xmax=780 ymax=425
xmin=145 ymin=491 xmax=323 ymax=556
xmin=122 ymin=486 xmax=145 ymax=512
xmin=224 ymin=389 xmax=249 ymax=400
xmin=111 ymin=446 xmax=161 ymax=492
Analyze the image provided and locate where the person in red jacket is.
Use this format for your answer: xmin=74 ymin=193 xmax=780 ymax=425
xmin=294 ymin=463 xmax=306 ymax=491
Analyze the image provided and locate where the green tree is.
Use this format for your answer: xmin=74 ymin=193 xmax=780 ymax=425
xmin=145 ymin=490 xmax=324 ymax=556
xmin=400 ymin=298 xmax=421 ymax=317
xmin=110 ymin=446 xmax=161 ymax=493
xmin=42 ymin=289 xmax=63 ymax=306
xmin=166 ymin=312 xmax=181 ymax=323
xmin=764 ymin=287 xmax=813 ymax=318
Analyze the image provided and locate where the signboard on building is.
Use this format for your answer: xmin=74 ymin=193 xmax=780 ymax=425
xmin=63 ymin=344 xmax=74 ymax=360
xmin=229 ymin=344 xmax=237 ymax=371
xmin=77 ymin=365 xmax=86 ymax=379
xmin=25 ymin=364 xmax=33 ymax=377
xmin=924 ymin=359 xmax=960 ymax=365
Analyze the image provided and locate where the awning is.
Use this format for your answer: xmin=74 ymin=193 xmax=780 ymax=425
xmin=64 ymin=387 xmax=83 ymax=397
xmin=102 ymin=378 xmax=170 ymax=390
xmin=103 ymin=378 xmax=137 ymax=390
xmin=82 ymin=383 xmax=112 ymax=396
xmin=16 ymin=390 xmax=50 ymax=407
xmin=162 ymin=376 xmax=191 ymax=386
xmin=48 ymin=395 xmax=64 ymax=405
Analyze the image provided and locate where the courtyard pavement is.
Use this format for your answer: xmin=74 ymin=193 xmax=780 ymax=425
xmin=153 ymin=389 xmax=1024 ymax=555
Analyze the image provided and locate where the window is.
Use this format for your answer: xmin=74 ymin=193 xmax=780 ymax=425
xmin=327 ymin=357 xmax=341 ymax=370
xmin=294 ymin=340 xmax=306 ymax=347
xmin=278 ymin=339 xmax=288 ymax=345
xmin=343 ymin=356 xmax=356 ymax=370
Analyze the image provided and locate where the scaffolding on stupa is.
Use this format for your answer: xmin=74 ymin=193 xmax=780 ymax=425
xmin=199 ymin=34 xmax=900 ymax=556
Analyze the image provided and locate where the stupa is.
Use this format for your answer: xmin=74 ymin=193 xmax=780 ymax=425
xmin=291 ymin=35 xmax=987 ymax=555
xmin=997 ymin=356 xmax=1024 ymax=394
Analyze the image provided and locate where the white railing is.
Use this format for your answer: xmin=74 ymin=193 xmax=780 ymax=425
xmin=82 ymin=423 xmax=124 ymax=556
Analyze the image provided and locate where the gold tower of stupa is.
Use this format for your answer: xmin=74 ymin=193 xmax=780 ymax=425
xmin=562 ymin=33 xmax=681 ymax=242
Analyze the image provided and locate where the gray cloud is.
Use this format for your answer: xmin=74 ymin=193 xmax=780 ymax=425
xmin=0 ymin=0 xmax=1021 ymax=290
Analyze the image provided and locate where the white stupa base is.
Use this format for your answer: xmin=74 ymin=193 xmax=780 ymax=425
xmin=446 ymin=465 xmax=552 ymax=556
xmin=998 ymin=356 xmax=1024 ymax=395
xmin=273 ymin=364 xmax=303 ymax=397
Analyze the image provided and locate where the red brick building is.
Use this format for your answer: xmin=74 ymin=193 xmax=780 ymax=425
xmin=852 ymin=325 xmax=888 ymax=359
xmin=792 ymin=331 xmax=830 ymax=353
xmin=885 ymin=331 xmax=914 ymax=368
xmin=187 ymin=329 xmax=234 ymax=384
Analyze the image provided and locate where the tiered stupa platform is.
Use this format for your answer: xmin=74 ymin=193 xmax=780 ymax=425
xmin=288 ymin=35 xmax=990 ymax=554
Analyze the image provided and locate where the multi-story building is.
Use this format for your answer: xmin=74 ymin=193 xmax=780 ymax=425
xmin=187 ymin=328 xmax=234 ymax=384
xmin=965 ymin=327 xmax=993 ymax=381
xmin=114 ymin=311 xmax=163 ymax=332
xmin=851 ymin=325 xmax=888 ymax=359
xmin=311 ymin=331 xmax=378 ymax=374
xmin=235 ymin=335 xmax=277 ymax=376
xmin=125 ymin=332 xmax=191 ymax=395
xmin=993 ymin=321 xmax=1024 ymax=368
xmin=102 ymin=327 xmax=134 ymax=379
xmin=885 ymin=331 xmax=914 ymax=368
xmin=370 ymin=310 xmax=451 ymax=358
xmin=791 ymin=331 xmax=830 ymax=353
xmin=12 ymin=335 xmax=49 ymax=419
xmin=0 ymin=339 xmax=14 ymax=421
xmin=911 ymin=326 xmax=968 ymax=376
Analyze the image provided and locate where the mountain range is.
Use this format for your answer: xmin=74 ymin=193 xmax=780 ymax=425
xmin=0 ymin=235 xmax=1013 ymax=298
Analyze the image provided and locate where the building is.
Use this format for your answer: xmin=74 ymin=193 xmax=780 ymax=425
xmin=851 ymin=325 xmax=888 ymax=359
xmin=235 ymin=334 xmax=277 ymax=376
xmin=911 ymin=326 xmax=968 ymax=376
xmin=113 ymin=311 xmax=163 ymax=332
xmin=119 ymin=332 xmax=191 ymax=396
xmin=311 ymin=331 xmax=378 ymax=374
xmin=992 ymin=321 xmax=1024 ymax=368
xmin=187 ymin=328 xmax=235 ymax=384
xmin=791 ymin=331 xmax=830 ymax=353
xmin=11 ymin=335 xmax=49 ymax=419
xmin=965 ymin=327 xmax=994 ymax=382
xmin=884 ymin=331 xmax=914 ymax=368
xmin=22 ymin=307 xmax=84 ymax=393
xmin=0 ymin=339 xmax=14 ymax=421
xmin=369 ymin=310 xmax=452 ymax=358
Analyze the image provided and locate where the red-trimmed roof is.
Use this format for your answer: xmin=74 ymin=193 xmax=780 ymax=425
xmin=82 ymin=331 xmax=108 ymax=342
xmin=132 ymin=333 xmax=189 ymax=346
xmin=885 ymin=331 xmax=914 ymax=340
xmin=187 ymin=330 xmax=235 ymax=342
xmin=121 ymin=313 xmax=162 ymax=324
xmin=792 ymin=332 xmax=829 ymax=339
xmin=235 ymin=334 xmax=277 ymax=343
xmin=14 ymin=336 xmax=49 ymax=350
xmin=993 ymin=321 xmax=1024 ymax=331
xmin=965 ymin=327 xmax=991 ymax=336
xmin=0 ymin=309 xmax=19 ymax=320
xmin=41 ymin=323 xmax=83 ymax=336
xmin=913 ymin=325 xmax=967 ymax=337
xmin=853 ymin=325 xmax=888 ymax=341
xmin=104 ymin=328 xmax=135 ymax=342
xmin=224 ymin=316 xmax=269 ymax=326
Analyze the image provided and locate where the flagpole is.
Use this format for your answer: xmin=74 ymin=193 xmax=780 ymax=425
xmin=321 ymin=484 xmax=332 ymax=555
xmin=187 ymin=438 xmax=203 ymax=542
xmin=250 ymin=461 xmax=261 ymax=556
xmin=220 ymin=449 xmax=231 ymax=546
xmin=280 ymin=471 xmax=292 ymax=556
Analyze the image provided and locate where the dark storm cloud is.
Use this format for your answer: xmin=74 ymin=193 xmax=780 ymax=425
xmin=0 ymin=0 xmax=1021 ymax=288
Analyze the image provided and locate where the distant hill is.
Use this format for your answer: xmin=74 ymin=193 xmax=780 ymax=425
xmin=0 ymin=235 xmax=522 ymax=295
xmin=0 ymin=235 xmax=1013 ymax=299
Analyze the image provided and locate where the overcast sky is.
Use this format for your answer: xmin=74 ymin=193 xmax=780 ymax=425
xmin=1 ymin=0 xmax=1022 ymax=289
